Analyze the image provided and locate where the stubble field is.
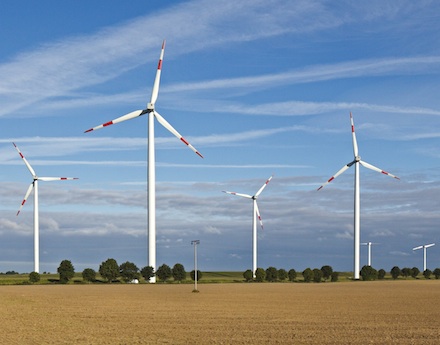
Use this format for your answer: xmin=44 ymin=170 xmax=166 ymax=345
xmin=1 ymin=280 xmax=439 ymax=344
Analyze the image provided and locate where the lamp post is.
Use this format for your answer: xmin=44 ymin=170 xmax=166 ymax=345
xmin=191 ymin=240 xmax=200 ymax=292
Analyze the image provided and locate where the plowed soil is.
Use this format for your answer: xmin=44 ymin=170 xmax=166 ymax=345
xmin=1 ymin=280 xmax=439 ymax=344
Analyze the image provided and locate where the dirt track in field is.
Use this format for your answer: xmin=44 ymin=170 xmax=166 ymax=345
xmin=1 ymin=280 xmax=439 ymax=344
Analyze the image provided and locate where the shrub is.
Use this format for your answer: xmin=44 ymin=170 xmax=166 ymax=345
xmin=321 ymin=265 xmax=333 ymax=281
xmin=313 ymin=268 xmax=323 ymax=283
xmin=58 ymin=260 xmax=75 ymax=284
xmin=119 ymin=261 xmax=140 ymax=282
xmin=390 ymin=266 xmax=401 ymax=280
xmin=423 ymin=269 xmax=432 ymax=279
xmin=243 ymin=269 xmax=253 ymax=282
xmin=401 ymin=267 xmax=412 ymax=279
xmin=360 ymin=265 xmax=378 ymax=281
xmin=378 ymin=269 xmax=386 ymax=280
xmin=82 ymin=268 xmax=96 ymax=282
xmin=29 ymin=271 xmax=40 ymax=283
xmin=331 ymin=271 xmax=339 ymax=282
xmin=288 ymin=269 xmax=297 ymax=282
xmin=278 ymin=269 xmax=288 ymax=281
xmin=99 ymin=258 xmax=119 ymax=283
xmin=156 ymin=264 xmax=172 ymax=282
xmin=141 ymin=266 xmax=155 ymax=282
xmin=302 ymin=268 xmax=313 ymax=283
xmin=172 ymin=263 xmax=186 ymax=282
xmin=433 ymin=268 xmax=440 ymax=279
xmin=411 ymin=267 xmax=420 ymax=279
xmin=255 ymin=268 xmax=265 ymax=282
xmin=265 ymin=267 xmax=278 ymax=282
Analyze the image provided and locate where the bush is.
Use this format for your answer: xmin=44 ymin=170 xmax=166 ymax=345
xmin=401 ymin=267 xmax=412 ymax=279
xmin=411 ymin=267 xmax=420 ymax=279
xmin=82 ymin=268 xmax=96 ymax=282
xmin=360 ymin=265 xmax=378 ymax=281
xmin=58 ymin=260 xmax=75 ymax=284
xmin=29 ymin=271 xmax=40 ymax=283
xmin=378 ymin=269 xmax=386 ymax=280
xmin=288 ymin=269 xmax=297 ymax=282
xmin=190 ymin=270 xmax=202 ymax=281
xmin=278 ymin=269 xmax=288 ymax=281
xmin=331 ymin=271 xmax=339 ymax=282
xmin=99 ymin=258 xmax=119 ymax=283
xmin=321 ymin=265 xmax=333 ymax=281
xmin=265 ymin=267 xmax=278 ymax=282
xmin=390 ymin=266 xmax=401 ymax=280
xmin=119 ymin=261 xmax=140 ymax=282
xmin=302 ymin=268 xmax=313 ymax=283
xmin=243 ymin=269 xmax=253 ymax=282
xmin=312 ymin=268 xmax=323 ymax=283
xmin=423 ymin=269 xmax=432 ymax=279
xmin=156 ymin=264 xmax=172 ymax=282
xmin=255 ymin=268 xmax=265 ymax=282
xmin=433 ymin=268 xmax=440 ymax=279
xmin=172 ymin=263 xmax=186 ymax=282
xmin=141 ymin=266 xmax=155 ymax=282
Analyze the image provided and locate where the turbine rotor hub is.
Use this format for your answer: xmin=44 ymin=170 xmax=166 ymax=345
xmin=355 ymin=155 xmax=361 ymax=162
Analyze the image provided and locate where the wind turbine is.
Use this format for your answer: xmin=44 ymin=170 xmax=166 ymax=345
xmin=84 ymin=40 xmax=203 ymax=283
xmin=413 ymin=243 xmax=435 ymax=272
xmin=317 ymin=113 xmax=399 ymax=280
xmin=13 ymin=142 xmax=78 ymax=273
xmin=223 ymin=176 xmax=273 ymax=278
xmin=361 ymin=241 xmax=378 ymax=267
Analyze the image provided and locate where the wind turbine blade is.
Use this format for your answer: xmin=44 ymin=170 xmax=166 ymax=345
xmin=317 ymin=161 xmax=355 ymax=191
xmin=154 ymin=111 xmax=203 ymax=158
xmin=255 ymin=175 xmax=273 ymax=197
xmin=255 ymin=201 xmax=264 ymax=229
xmin=13 ymin=143 xmax=36 ymax=177
xmin=38 ymin=177 xmax=79 ymax=182
xmin=84 ymin=110 xmax=145 ymax=133
xmin=17 ymin=183 xmax=34 ymax=216
xmin=149 ymin=40 xmax=165 ymax=107
xmin=222 ymin=191 xmax=253 ymax=199
xmin=426 ymin=243 xmax=435 ymax=248
xmin=350 ymin=112 xmax=359 ymax=157
xmin=359 ymin=160 xmax=400 ymax=180
xmin=413 ymin=245 xmax=423 ymax=251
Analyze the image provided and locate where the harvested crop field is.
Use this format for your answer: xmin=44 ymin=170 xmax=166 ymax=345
xmin=1 ymin=280 xmax=439 ymax=344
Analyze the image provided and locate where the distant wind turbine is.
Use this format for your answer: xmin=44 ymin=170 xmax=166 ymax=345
xmin=13 ymin=143 xmax=78 ymax=273
xmin=361 ymin=241 xmax=378 ymax=267
xmin=223 ymin=176 xmax=273 ymax=278
xmin=84 ymin=40 xmax=203 ymax=283
xmin=317 ymin=113 xmax=399 ymax=280
xmin=413 ymin=243 xmax=435 ymax=272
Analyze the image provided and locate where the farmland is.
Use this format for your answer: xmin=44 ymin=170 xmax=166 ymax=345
xmin=1 ymin=280 xmax=439 ymax=344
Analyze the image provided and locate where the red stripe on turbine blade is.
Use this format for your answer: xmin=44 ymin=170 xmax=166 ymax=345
xmin=103 ymin=121 xmax=114 ymax=127
xmin=317 ymin=186 xmax=323 ymax=191
xmin=328 ymin=177 xmax=335 ymax=183
xmin=84 ymin=128 xmax=93 ymax=133
xmin=196 ymin=151 xmax=204 ymax=159
xmin=180 ymin=137 xmax=189 ymax=146
xmin=19 ymin=153 xmax=24 ymax=159
xmin=157 ymin=59 xmax=163 ymax=70
xmin=351 ymin=125 xmax=355 ymax=133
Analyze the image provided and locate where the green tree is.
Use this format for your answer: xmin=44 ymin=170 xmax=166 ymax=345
xmin=313 ymin=268 xmax=323 ymax=283
xmin=141 ymin=266 xmax=155 ymax=282
xmin=255 ymin=268 xmax=265 ymax=282
xmin=156 ymin=264 xmax=172 ymax=282
xmin=58 ymin=259 xmax=75 ymax=284
xmin=378 ymin=269 xmax=386 ymax=280
xmin=360 ymin=265 xmax=378 ymax=281
xmin=29 ymin=271 xmax=40 ymax=283
xmin=401 ymin=267 xmax=412 ymax=279
xmin=302 ymin=268 xmax=313 ymax=283
xmin=423 ymin=269 xmax=432 ymax=279
xmin=172 ymin=263 xmax=186 ymax=282
xmin=119 ymin=261 xmax=140 ymax=282
xmin=82 ymin=268 xmax=96 ymax=282
xmin=243 ymin=269 xmax=253 ymax=282
xmin=288 ymin=269 xmax=297 ymax=282
xmin=433 ymin=268 xmax=440 ymax=279
xmin=331 ymin=271 xmax=339 ymax=282
xmin=411 ymin=267 xmax=420 ymax=279
xmin=278 ymin=268 xmax=288 ymax=281
xmin=190 ymin=270 xmax=202 ymax=281
xmin=390 ymin=266 xmax=401 ymax=280
xmin=265 ymin=266 xmax=278 ymax=282
xmin=320 ymin=265 xmax=333 ymax=282
xmin=99 ymin=258 xmax=119 ymax=283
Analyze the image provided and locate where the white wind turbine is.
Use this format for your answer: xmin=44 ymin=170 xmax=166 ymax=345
xmin=223 ymin=176 xmax=273 ymax=278
xmin=13 ymin=142 xmax=78 ymax=273
xmin=413 ymin=243 xmax=435 ymax=272
xmin=361 ymin=241 xmax=378 ymax=267
xmin=317 ymin=113 xmax=399 ymax=280
xmin=84 ymin=40 xmax=203 ymax=283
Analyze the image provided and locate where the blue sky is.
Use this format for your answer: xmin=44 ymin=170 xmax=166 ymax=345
xmin=1 ymin=0 xmax=440 ymax=274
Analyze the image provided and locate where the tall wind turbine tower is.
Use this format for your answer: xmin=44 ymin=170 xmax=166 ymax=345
xmin=413 ymin=243 xmax=435 ymax=272
xmin=223 ymin=176 xmax=272 ymax=278
xmin=318 ymin=113 xmax=399 ymax=280
xmin=85 ymin=40 xmax=203 ymax=283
